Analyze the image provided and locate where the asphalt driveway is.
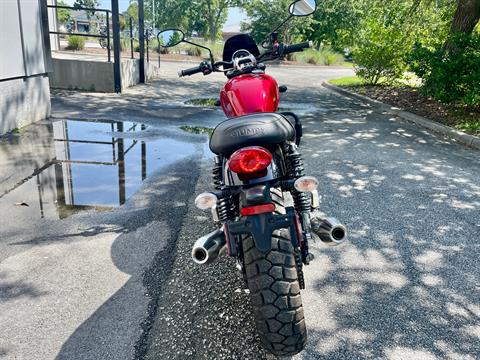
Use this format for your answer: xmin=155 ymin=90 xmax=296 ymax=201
xmin=0 ymin=62 xmax=478 ymax=360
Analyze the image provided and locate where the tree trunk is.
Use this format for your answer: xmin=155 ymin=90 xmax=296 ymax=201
xmin=443 ymin=0 xmax=480 ymax=50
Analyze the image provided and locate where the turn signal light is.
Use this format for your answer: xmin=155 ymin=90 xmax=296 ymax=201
xmin=195 ymin=192 xmax=218 ymax=210
xmin=228 ymin=147 xmax=272 ymax=174
xmin=294 ymin=176 xmax=319 ymax=192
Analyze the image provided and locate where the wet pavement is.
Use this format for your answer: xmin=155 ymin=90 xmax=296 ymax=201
xmin=1 ymin=119 xmax=199 ymax=219
xmin=1 ymin=61 xmax=478 ymax=360
xmin=0 ymin=65 xmax=218 ymax=359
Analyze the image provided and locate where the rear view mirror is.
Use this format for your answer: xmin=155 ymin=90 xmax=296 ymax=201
xmin=289 ymin=0 xmax=317 ymax=16
xmin=261 ymin=40 xmax=271 ymax=49
xmin=157 ymin=29 xmax=185 ymax=47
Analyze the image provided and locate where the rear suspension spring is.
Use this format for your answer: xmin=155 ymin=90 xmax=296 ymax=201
xmin=216 ymin=198 xmax=230 ymax=222
xmin=286 ymin=149 xmax=311 ymax=213
xmin=212 ymin=155 xmax=223 ymax=190
xmin=212 ymin=155 xmax=234 ymax=222
xmin=286 ymin=151 xmax=305 ymax=178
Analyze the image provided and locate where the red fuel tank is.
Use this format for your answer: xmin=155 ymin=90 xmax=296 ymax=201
xmin=220 ymin=73 xmax=280 ymax=118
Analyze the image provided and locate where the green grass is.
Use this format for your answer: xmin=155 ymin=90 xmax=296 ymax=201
xmin=329 ymin=75 xmax=419 ymax=87
xmin=456 ymin=120 xmax=480 ymax=135
xmin=329 ymin=76 xmax=368 ymax=86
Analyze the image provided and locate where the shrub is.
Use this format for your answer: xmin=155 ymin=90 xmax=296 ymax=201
xmin=149 ymin=39 xmax=159 ymax=52
xmin=119 ymin=37 xmax=130 ymax=52
xmin=353 ymin=19 xmax=409 ymax=85
xmin=320 ymin=48 xmax=344 ymax=65
xmin=186 ymin=45 xmax=202 ymax=57
xmin=133 ymin=40 xmax=141 ymax=52
xmin=294 ymin=48 xmax=344 ymax=66
xmin=410 ymin=33 xmax=480 ymax=105
xmin=159 ymin=46 xmax=169 ymax=55
xmin=66 ymin=35 xmax=85 ymax=50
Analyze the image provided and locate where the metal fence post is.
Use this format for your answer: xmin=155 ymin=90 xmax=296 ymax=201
xmin=111 ymin=0 xmax=121 ymax=92
xmin=129 ymin=17 xmax=134 ymax=59
xmin=138 ymin=0 xmax=145 ymax=83
xmin=146 ymin=29 xmax=149 ymax=63
xmin=106 ymin=11 xmax=111 ymax=62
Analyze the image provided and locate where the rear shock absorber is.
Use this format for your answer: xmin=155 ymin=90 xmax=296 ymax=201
xmin=212 ymin=155 xmax=234 ymax=223
xmin=286 ymin=147 xmax=311 ymax=213
xmin=212 ymin=155 xmax=223 ymax=190
xmin=286 ymin=145 xmax=312 ymax=265
xmin=216 ymin=198 xmax=230 ymax=222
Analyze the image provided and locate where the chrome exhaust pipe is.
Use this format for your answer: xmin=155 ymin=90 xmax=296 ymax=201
xmin=192 ymin=229 xmax=226 ymax=265
xmin=311 ymin=217 xmax=347 ymax=246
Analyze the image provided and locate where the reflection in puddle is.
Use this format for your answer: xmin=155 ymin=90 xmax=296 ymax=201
xmin=180 ymin=125 xmax=214 ymax=136
xmin=0 ymin=119 xmax=198 ymax=220
xmin=184 ymin=98 xmax=217 ymax=107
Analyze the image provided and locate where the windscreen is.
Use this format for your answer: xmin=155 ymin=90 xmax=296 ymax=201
xmin=222 ymin=34 xmax=260 ymax=69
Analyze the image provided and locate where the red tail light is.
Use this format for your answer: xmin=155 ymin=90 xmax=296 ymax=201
xmin=240 ymin=203 xmax=275 ymax=216
xmin=228 ymin=147 xmax=272 ymax=174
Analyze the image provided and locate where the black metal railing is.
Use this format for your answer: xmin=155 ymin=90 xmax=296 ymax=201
xmin=46 ymin=4 xmax=139 ymax=62
xmin=47 ymin=4 xmax=113 ymax=61
xmin=45 ymin=2 xmax=151 ymax=92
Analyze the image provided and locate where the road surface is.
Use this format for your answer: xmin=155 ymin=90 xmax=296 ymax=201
xmin=0 ymin=62 xmax=478 ymax=360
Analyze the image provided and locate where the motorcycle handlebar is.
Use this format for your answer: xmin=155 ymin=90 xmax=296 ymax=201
xmin=178 ymin=65 xmax=203 ymax=77
xmin=283 ymin=41 xmax=313 ymax=55
xmin=178 ymin=40 xmax=313 ymax=77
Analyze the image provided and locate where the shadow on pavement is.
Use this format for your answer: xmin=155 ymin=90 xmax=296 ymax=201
xmin=54 ymin=158 xmax=202 ymax=360
xmin=295 ymin=92 xmax=479 ymax=359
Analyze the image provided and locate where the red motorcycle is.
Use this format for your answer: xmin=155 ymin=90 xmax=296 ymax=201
xmin=158 ymin=0 xmax=346 ymax=355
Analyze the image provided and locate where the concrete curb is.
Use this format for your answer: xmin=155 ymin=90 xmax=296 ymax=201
xmin=322 ymin=81 xmax=480 ymax=151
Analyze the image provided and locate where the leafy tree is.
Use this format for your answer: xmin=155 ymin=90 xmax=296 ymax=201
xmin=352 ymin=0 xmax=455 ymax=84
xmin=146 ymin=0 xmax=240 ymax=41
xmin=145 ymin=0 xmax=192 ymax=31
xmin=304 ymin=0 xmax=363 ymax=50
xmin=200 ymin=0 xmax=244 ymax=41
xmin=242 ymin=0 xmax=314 ymax=44
xmin=411 ymin=33 xmax=480 ymax=104
xmin=443 ymin=0 xmax=480 ymax=50
xmin=73 ymin=0 xmax=100 ymax=20
xmin=57 ymin=0 xmax=72 ymax=24
xmin=125 ymin=1 xmax=139 ymax=23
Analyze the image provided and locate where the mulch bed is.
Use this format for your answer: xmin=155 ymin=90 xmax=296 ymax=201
xmin=343 ymin=85 xmax=480 ymax=135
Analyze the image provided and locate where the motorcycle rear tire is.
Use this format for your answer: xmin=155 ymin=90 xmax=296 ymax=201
xmin=242 ymin=229 xmax=307 ymax=356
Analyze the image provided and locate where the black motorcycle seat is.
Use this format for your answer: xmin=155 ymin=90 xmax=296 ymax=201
xmin=209 ymin=113 xmax=295 ymax=155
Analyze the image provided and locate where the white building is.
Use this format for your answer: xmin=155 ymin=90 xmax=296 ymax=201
xmin=0 ymin=0 xmax=54 ymax=134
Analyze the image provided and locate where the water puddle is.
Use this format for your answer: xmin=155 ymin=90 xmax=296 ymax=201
xmin=0 ymin=119 xmax=200 ymax=220
xmin=184 ymin=98 xmax=217 ymax=107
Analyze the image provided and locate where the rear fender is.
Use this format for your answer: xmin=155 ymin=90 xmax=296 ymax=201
xmin=225 ymin=207 xmax=300 ymax=254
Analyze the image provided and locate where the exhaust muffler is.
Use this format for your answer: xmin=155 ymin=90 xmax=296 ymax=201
xmin=192 ymin=229 xmax=226 ymax=265
xmin=311 ymin=217 xmax=347 ymax=246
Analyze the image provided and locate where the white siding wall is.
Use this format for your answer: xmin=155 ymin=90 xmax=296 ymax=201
xmin=0 ymin=0 xmax=52 ymax=134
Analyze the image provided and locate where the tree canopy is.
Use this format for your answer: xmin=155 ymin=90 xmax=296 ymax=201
xmin=141 ymin=0 xmax=479 ymax=103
